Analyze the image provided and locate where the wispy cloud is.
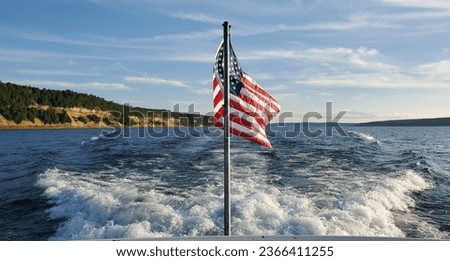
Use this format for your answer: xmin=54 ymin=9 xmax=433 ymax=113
xmin=414 ymin=60 xmax=450 ymax=81
xmin=0 ymin=48 xmax=59 ymax=62
xmin=299 ymin=14 xmax=397 ymax=31
xmin=296 ymin=72 xmax=450 ymax=89
xmin=317 ymin=92 xmax=334 ymax=97
xmin=160 ymin=53 xmax=213 ymax=63
xmin=15 ymin=69 xmax=100 ymax=77
xmin=262 ymin=47 xmax=450 ymax=90
xmin=344 ymin=110 xmax=448 ymax=122
xmin=340 ymin=10 xmax=450 ymax=34
xmin=235 ymin=18 xmax=396 ymax=37
xmin=240 ymin=46 xmax=397 ymax=72
xmin=0 ymin=47 xmax=115 ymax=63
xmin=378 ymin=0 xmax=450 ymax=9
xmin=150 ymin=29 xmax=221 ymax=42
xmin=275 ymin=92 xmax=302 ymax=101
xmin=124 ymin=76 xmax=210 ymax=95
xmin=357 ymin=10 xmax=450 ymax=22
xmin=17 ymin=80 xmax=133 ymax=91
xmin=124 ymin=76 xmax=187 ymax=88
xmin=233 ymin=8 xmax=450 ymax=37
xmin=168 ymin=12 xmax=221 ymax=24
xmin=351 ymin=93 xmax=370 ymax=100
xmin=0 ymin=26 xmax=177 ymax=50
xmin=1 ymin=26 xmax=117 ymax=48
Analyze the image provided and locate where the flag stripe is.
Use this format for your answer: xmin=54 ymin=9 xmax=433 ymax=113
xmin=242 ymin=87 xmax=279 ymax=118
xmin=230 ymin=109 xmax=266 ymax=133
xmin=214 ymin=119 xmax=272 ymax=148
xmin=242 ymin=75 xmax=281 ymax=113
xmin=235 ymin=91 xmax=274 ymax=122
xmin=229 ymin=99 xmax=267 ymax=128
xmin=240 ymin=86 xmax=277 ymax=116
xmin=214 ymin=99 xmax=266 ymax=134
xmin=214 ymin=106 xmax=224 ymax=124
xmin=213 ymin=88 xmax=223 ymax=109
xmin=241 ymin=74 xmax=273 ymax=101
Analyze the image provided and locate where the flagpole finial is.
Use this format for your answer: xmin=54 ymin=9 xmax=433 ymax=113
xmin=223 ymin=21 xmax=231 ymax=32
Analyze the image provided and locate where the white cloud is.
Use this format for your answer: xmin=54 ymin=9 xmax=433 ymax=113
xmin=189 ymin=87 xmax=210 ymax=95
xmin=1 ymin=25 xmax=217 ymax=52
xmin=15 ymin=69 xmax=100 ymax=77
xmin=125 ymin=76 xmax=187 ymax=88
xmin=414 ymin=60 xmax=450 ymax=81
xmin=235 ymin=17 xmax=396 ymax=37
xmin=316 ymin=92 xmax=334 ymax=97
xmin=17 ymin=80 xmax=133 ymax=91
xmin=0 ymin=47 xmax=115 ymax=63
xmin=161 ymin=53 xmax=213 ymax=63
xmin=150 ymin=29 xmax=221 ymax=42
xmin=241 ymin=46 xmax=397 ymax=72
xmin=379 ymin=0 xmax=450 ymax=9
xmin=342 ymin=10 xmax=450 ymax=31
xmin=237 ymin=46 xmax=448 ymax=90
xmin=124 ymin=76 xmax=210 ymax=95
xmin=274 ymin=92 xmax=302 ymax=101
xmin=344 ymin=110 xmax=450 ymax=122
xmin=351 ymin=93 xmax=370 ymax=100
xmin=296 ymin=73 xmax=450 ymax=89
xmin=168 ymin=12 xmax=221 ymax=24
xmin=0 ymin=48 xmax=58 ymax=62
xmin=308 ymin=47 xmax=395 ymax=71
xmin=344 ymin=111 xmax=379 ymax=120
xmin=300 ymin=14 xmax=397 ymax=30
xmin=231 ymin=7 xmax=450 ymax=37
xmin=0 ymin=26 xmax=132 ymax=49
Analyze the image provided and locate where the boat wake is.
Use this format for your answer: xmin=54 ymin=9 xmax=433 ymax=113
xmin=36 ymin=166 xmax=445 ymax=239
xmin=348 ymin=131 xmax=380 ymax=144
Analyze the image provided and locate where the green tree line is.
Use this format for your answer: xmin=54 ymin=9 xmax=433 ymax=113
xmin=0 ymin=81 xmax=211 ymax=126
xmin=0 ymin=81 xmax=122 ymax=124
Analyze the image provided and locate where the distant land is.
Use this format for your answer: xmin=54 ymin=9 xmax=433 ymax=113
xmin=0 ymin=81 xmax=211 ymax=129
xmin=356 ymin=117 xmax=450 ymax=127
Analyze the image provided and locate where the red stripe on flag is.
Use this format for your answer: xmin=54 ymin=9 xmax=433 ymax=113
xmin=232 ymin=130 xmax=272 ymax=148
xmin=214 ymin=106 xmax=224 ymax=127
xmin=242 ymin=75 xmax=281 ymax=114
xmin=229 ymin=99 xmax=267 ymax=128
xmin=214 ymin=89 xmax=223 ymax=108
xmin=229 ymin=112 xmax=265 ymax=135
xmin=235 ymin=92 xmax=274 ymax=122
xmin=213 ymin=120 xmax=272 ymax=148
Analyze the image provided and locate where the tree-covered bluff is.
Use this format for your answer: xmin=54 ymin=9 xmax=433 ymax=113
xmin=0 ymin=81 xmax=211 ymax=128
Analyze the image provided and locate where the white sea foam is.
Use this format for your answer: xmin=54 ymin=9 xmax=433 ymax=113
xmin=37 ymin=168 xmax=223 ymax=239
xmin=37 ymin=166 xmax=443 ymax=240
xmin=348 ymin=131 xmax=379 ymax=143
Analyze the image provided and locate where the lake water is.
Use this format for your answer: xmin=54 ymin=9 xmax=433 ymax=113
xmin=0 ymin=125 xmax=449 ymax=240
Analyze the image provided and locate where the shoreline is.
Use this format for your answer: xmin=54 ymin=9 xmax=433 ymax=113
xmin=0 ymin=124 xmax=211 ymax=130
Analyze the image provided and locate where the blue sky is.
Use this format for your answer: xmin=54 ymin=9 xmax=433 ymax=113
xmin=1 ymin=0 xmax=450 ymax=122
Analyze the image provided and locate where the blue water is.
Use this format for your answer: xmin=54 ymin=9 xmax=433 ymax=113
xmin=0 ymin=126 xmax=449 ymax=240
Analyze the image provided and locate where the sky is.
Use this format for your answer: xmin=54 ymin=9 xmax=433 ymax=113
xmin=1 ymin=0 xmax=450 ymax=123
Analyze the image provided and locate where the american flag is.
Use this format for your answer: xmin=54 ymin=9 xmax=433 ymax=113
xmin=213 ymin=41 xmax=281 ymax=148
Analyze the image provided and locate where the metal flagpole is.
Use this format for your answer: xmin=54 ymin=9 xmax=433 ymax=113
xmin=222 ymin=21 xmax=231 ymax=236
